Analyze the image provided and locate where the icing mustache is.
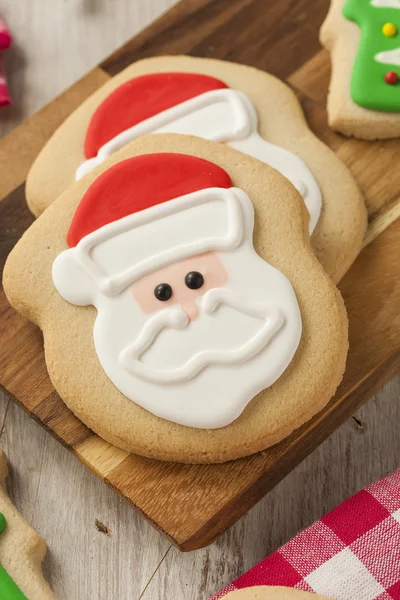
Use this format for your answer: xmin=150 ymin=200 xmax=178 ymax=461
xmin=119 ymin=287 xmax=284 ymax=385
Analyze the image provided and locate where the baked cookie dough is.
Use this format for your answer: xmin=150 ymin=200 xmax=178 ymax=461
xmin=26 ymin=56 xmax=366 ymax=283
xmin=4 ymin=135 xmax=348 ymax=463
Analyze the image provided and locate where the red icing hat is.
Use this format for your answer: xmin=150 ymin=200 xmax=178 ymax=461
xmin=84 ymin=72 xmax=228 ymax=159
xmin=67 ymin=153 xmax=232 ymax=247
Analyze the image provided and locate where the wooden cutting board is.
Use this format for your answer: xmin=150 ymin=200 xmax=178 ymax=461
xmin=1 ymin=0 xmax=400 ymax=552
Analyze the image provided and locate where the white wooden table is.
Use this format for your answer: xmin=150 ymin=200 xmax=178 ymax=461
xmin=0 ymin=2 xmax=399 ymax=599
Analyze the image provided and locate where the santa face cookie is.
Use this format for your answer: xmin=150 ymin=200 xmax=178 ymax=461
xmin=0 ymin=451 xmax=55 ymax=600
xmin=52 ymin=153 xmax=302 ymax=429
xmin=26 ymin=56 xmax=366 ymax=284
xmin=321 ymin=0 xmax=400 ymax=139
xmin=4 ymin=135 xmax=348 ymax=463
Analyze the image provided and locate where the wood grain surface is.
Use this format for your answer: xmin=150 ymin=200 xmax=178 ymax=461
xmin=0 ymin=0 xmax=400 ymax=598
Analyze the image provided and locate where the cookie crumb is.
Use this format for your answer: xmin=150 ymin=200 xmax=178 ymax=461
xmin=95 ymin=519 xmax=111 ymax=536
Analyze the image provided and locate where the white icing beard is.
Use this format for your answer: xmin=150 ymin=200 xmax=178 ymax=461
xmin=77 ymin=88 xmax=321 ymax=234
xmin=119 ymin=288 xmax=284 ymax=384
xmin=92 ymin=245 xmax=301 ymax=429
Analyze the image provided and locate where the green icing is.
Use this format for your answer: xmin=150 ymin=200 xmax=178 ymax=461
xmin=0 ymin=513 xmax=6 ymax=534
xmin=0 ymin=565 xmax=28 ymax=600
xmin=0 ymin=513 xmax=29 ymax=600
xmin=343 ymin=0 xmax=400 ymax=112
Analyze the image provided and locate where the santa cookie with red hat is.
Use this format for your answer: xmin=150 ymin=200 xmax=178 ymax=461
xmin=26 ymin=55 xmax=366 ymax=284
xmin=5 ymin=134 xmax=348 ymax=463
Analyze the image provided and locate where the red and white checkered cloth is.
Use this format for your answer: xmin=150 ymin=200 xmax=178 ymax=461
xmin=211 ymin=469 xmax=400 ymax=600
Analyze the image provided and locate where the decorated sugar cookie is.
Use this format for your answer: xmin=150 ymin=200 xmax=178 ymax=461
xmin=321 ymin=0 xmax=400 ymax=138
xmin=0 ymin=451 xmax=55 ymax=600
xmin=4 ymin=135 xmax=348 ymax=463
xmin=224 ymin=587 xmax=332 ymax=600
xmin=26 ymin=56 xmax=366 ymax=283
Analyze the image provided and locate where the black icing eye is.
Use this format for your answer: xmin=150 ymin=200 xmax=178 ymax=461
xmin=154 ymin=283 xmax=172 ymax=301
xmin=185 ymin=271 xmax=204 ymax=290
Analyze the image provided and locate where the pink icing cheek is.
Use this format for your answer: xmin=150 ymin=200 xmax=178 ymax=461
xmin=130 ymin=252 xmax=229 ymax=315
xmin=131 ymin=282 xmax=178 ymax=314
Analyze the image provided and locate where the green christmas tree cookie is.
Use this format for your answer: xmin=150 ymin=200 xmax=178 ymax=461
xmin=343 ymin=0 xmax=400 ymax=112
